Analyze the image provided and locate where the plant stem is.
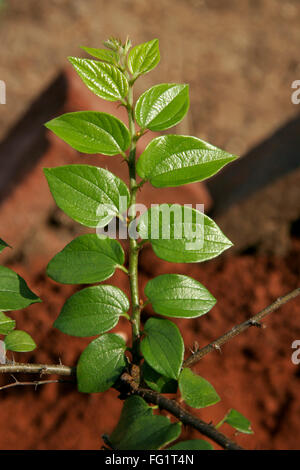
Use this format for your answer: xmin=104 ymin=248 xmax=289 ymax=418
xmin=215 ymin=415 xmax=227 ymax=430
xmin=126 ymin=78 xmax=141 ymax=363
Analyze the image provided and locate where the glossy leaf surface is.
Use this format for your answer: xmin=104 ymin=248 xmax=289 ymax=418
xmin=54 ymin=285 xmax=129 ymax=337
xmin=47 ymin=234 xmax=125 ymax=284
xmin=135 ymin=84 xmax=189 ymax=131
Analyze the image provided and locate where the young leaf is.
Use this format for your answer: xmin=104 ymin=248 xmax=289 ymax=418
xmin=137 ymin=135 xmax=237 ymax=187
xmin=77 ymin=333 xmax=126 ymax=393
xmin=179 ymin=368 xmax=220 ymax=409
xmin=44 ymin=165 xmax=130 ymax=228
xmin=0 ymin=238 xmax=10 ymax=253
xmin=81 ymin=47 xmax=118 ymax=64
xmin=4 ymin=330 xmax=36 ymax=352
xmin=47 ymin=234 xmax=125 ymax=284
xmin=54 ymin=285 xmax=129 ymax=337
xmin=145 ymin=274 xmax=216 ymax=318
xmin=103 ymin=37 xmax=122 ymax=52
xmin=168 ymin=439 xmax=214 ymax=450
xmin=140 ymin=318 xmax=184 ymax=380
xmin=142 ymin=362 xmax=178 ymax=393
xmin=135 ymin=84 xmax=189 ymax=131
xmin=45 ymin=112 xmax=130 ymax=156
xmin=138 ymin=204 xmax=233 ymax=263
xmin=68 ymin=57 xmax=128 ymax=101
xmin=0 ymin=266 xmax=41 ymax=311
xmin=110 ymin=396 xmax=181 ymax=450
xmin=0 ymin=312 xmax=16 ymax=335
xmin=128 ymin=39 xmax=160 ymax=78
xmin=224 ymin=409 xmax=253 ymax=434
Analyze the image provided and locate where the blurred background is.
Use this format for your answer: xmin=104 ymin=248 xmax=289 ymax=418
xmin=0 ymin=0 xmax=299 ymax=449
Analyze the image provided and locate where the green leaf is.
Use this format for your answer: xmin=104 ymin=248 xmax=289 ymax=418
xmin=68 ymin=57 xmax=128 ymax=102
xmin=47 ymin=234 xmax=125 ymax=285
xmin=224 ymin=409 xmax=253 ymax=434
xmin=135 ymin=84 xmax=189 ymax=131
xmin=110 ymin=396 xmax=181 ymax=450
xmin=179 ymin=368 xmax=220 ymax=409
xmin=142 ymin=362 xmax=178 ymax=393
xmin=168 ymin=439 xmax=214 ymax=450
xmin=0 ymin=266 xmax=41 ymax=311
xmin=110 ymin=396 xmax=152 ymax=445
xmin=77 ymin=333 xmax=126 ymax=393
xmin=141 ymin=318 xmax=184 ymax=380
xmin=128 ymin=39 xmax=160 ymax=78
xmin=44 ymin=165 xmax=130 ymax=228
xmin=45 ymin=112 xmax=130 ymax=156
xmin=81 ymin=46 xmax=118 ymax=64
xmin=0 ymin=238 xmax=10 ymax=253
xmin=145 ymin=274 xmax=216 ymax=319
xmin=137 ymin=135 xmax=237 ymax=187
xmin=4 ymin=330 xmax=36 ymax=352
xmin=54 ymin=285 xmax=129 ymax=337
xmin=0 ymin=312 xmax=16 ymax=335
xmin=138 ymin=204 xmax=233 ymax=263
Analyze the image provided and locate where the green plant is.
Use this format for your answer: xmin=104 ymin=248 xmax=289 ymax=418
xmin=43 ymin=36 xmax=248 ymax=449
xmin=0 ymin=239 xmax=39 ymax=355
xmin=0 ymin=37 xmax=299 ymax=450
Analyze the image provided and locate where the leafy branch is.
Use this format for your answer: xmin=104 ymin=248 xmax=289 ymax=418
xmin=0 ymin=377 xmax=70 ymax=392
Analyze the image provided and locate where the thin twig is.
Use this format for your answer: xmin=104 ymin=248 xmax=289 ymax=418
xmin=0 ymin=378 xmax=67 ymax=392
xmin=0 ymin=362 xmax=75 ymax=376
xmin=184 ymin=287 xmax=300 ymax=368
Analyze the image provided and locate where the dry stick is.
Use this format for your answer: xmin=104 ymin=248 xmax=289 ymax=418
xmin=184 ymin=287 xmax=300 ymax=368
xmin=0 ymin=378 xmax=66 ymax=391
xmin=0 ymin=362 xmax=75 ymax=376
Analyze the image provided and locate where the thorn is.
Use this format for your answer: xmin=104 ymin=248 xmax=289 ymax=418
xmin=40 ymin=368 xmax=47 ymax=378
xmin=212 ymin=343 xmax=222 ymax=353
xmin=248 ymin=320 xmax=263 ymax=328
xmin=189 ymin=340 xmax=199 ymax=355
xmin=102 ymin=434 xmax=115 ymax=450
